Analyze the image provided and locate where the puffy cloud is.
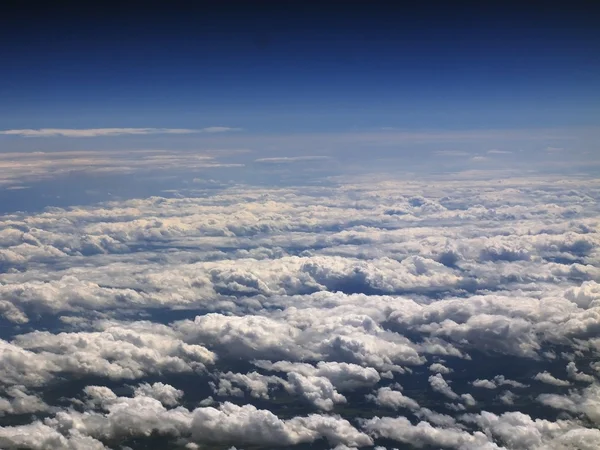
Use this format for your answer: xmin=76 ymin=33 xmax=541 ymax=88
xmin=190 ymin=402 xmax=372 ymax=447
xmin=175 ymin=313 xmax=309 ymax=361
xmin=48 ymin=393 xmax=194 ymax=442
xmin=367 ymin=386 xmax=420 ymax=411
xmin=566 ymin=362 xmax=596 ymax=383
xmin=472 ymin=379 xmax=498 ymax=389
xmin=472 ymin=375 xmax=528 ymax=390
xmin=537 ymin=382 xmax=600 ymax=425
xmin=213 ymin=371 xmax=283 ymax=399
xmin=0 ymin=423 xmax=108 ymax=450
xmin=533 ymin=371 xmax=571 ymax=387
xmin=460 ymin=410 xmax=592 ymax=450
xmin=0 ymin=321 xmax=215 ymax=387
xmin=565 ymin=281 xmax=600 ymax=309
xmin=429 ymin=373 xmax=459 ymax=400
xmin=461 ymin=393 xmax=477 ymax=407
xmin=284 ymin=372 xmax=347 ymax=411
xmin=498 ymin=390 xmax=518 ymax=405
xmin=362 ymin=416 xmax=500 ymax=450
xmin=133 ymin=382 xmax=184 ymax=407
xmin=429 ymin=362 xmax=453 ymax=374
xmin=253 ymin=360 xmax=381 ymax=390
xmin=214 ymin=366 xmax=366 ymax=410
xmin=0 ymin=174 xmax=599 ymax=448
xmin=0 ymin=385 xmax=50 ymax=416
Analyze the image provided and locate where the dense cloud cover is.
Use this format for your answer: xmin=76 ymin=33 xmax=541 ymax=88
xmin=0 ymin=174 xmax=599 ymax=449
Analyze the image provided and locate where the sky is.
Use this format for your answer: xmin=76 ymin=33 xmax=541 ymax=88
xmin=0 ymin=2 xmax=600 ymax=450
xmin=1 ymin=1 xmax=599 ymax=133
xmin=0 ymin=1 xmax=598 ymax=194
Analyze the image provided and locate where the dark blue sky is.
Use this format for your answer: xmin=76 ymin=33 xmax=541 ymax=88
xmin=1 ymin=1 xmax=599 ymax=132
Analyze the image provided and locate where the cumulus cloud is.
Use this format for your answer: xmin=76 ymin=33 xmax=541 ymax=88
xmin=190 ymin=402 xmax=372 ymax=447
xmin=429 ymin=373 xmax=459 ymax=400
xmin=566 ymin=362 xmax=596 ymax=383
xmin=0 ymin=386 xmax=50 ymax=416
xmin=285 ymin=372 xmax=347 ymax=411
xmin=367 ymin=386 xmax=420 ymax=411
xmin=498 ymin=390 xmax=518 ymax=405
xmin=0 ymin=321 xmax=215 ymax=386
xmin=429 ymin=362 xmax=453 ymax=374
xmin=133 ymin=382 xmax=184 ymax=407
xmin=533 ymin=371 xmax=571 ymax=387
xmin=362 ymin=416 xmax=500 ymax=450
xmin=0 ymin=423 xmax=108 ymax=450
xmin=253 ymin=360 xmax=381 ymax=390
xmin=460 ymin=410 xmax=600 ymax=450
xmin=537 ymin=382 xmax=600 ymax=425
xmin=472 ymin=375 xmax=528 ymax=390
xmin=0 ymin=174 xmax=598 ymax=448
xmin=472 ymin=379 xmax=497 ymax=389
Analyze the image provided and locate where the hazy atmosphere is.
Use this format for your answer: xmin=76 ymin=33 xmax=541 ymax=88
xmin=0 ymin=2 xmax=599 ymax=449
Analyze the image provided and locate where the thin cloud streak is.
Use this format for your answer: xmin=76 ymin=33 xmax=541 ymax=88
xmin=254 ymin=156 xmax=331 ymax=164
xmin=0 ymin=127 xmax=241 ymax=138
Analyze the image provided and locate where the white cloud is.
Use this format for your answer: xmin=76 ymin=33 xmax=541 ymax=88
xmin=537 ymin=382 xmax=600 ymax=425
xmin=460 ymin=410 xmax=595 ymax=450
xmin=472 ymin=379 xmax=498 ymax=389
xmin=362 ymin=416 xmax=499 ymax=450
xmin=472 ymin=375 xmax=528 ymax=390
xmin=498 ymin=390 xmax=518 ymax=405
xmin=0 ymin=423 xmax=108 ymax=450
xmin=285 ymin=372 xmax=347 ymax=411
xmin=133 ymin=382 xmax=184 ymax=407
xmin=253 ymin=360 xmax=380 ymax=390
xmin=0 ymin=149 xmax=243 ymax=186
xmin=201 ymin=126 xmax=242 ymax=133
xmin=533 ymin=371 xmax=571 ymax=387
xmin=0 ymin=386 xmax=50 ymax=416
xmin=367 ymin=386 xmax=420 ymax=411
xmin=0 ymin=321 xmax=215 ymax=386
xmin=213 ymin=371 xmax=283 ymax=400
xmin=429 ymin=362 xmax=453 ymax=374
xmin=566 ymin=362 xmax=596 ymax=383
xmin=0 ymin=174 xmax=597 ymax=448
xmin=190 ymin=402 xmax=372 ymax=447
xmin=429 ymin=373 xmax=459 ymax=400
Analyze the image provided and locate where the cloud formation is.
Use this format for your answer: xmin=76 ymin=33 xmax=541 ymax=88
xmin=0 ymin=173 xmax=598 ymax=449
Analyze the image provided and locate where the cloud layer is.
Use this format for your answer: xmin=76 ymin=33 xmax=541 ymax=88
xmin=0 ymin=174 xmax=598 ymax=449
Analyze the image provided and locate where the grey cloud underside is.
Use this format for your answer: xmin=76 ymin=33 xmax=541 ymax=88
xmin=0 ymin=176 xmax=599 ymax=449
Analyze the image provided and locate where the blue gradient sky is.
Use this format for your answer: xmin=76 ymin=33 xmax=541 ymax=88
xmin=1 ymin=1 xmax=599 ymax=133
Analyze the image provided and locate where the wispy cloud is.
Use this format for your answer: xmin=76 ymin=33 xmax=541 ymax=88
xmin=201 ymin=127 xmax=242 ymax=133
xmin=487 ymin=149 xmax=513 ymax=154
xmin=254 ymin=156 xmax=331 ymax=164
xmin=0 ymin=127 xmax=241 ymax=138
xmin=0 ymin=149 xmax=243 ymax=186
